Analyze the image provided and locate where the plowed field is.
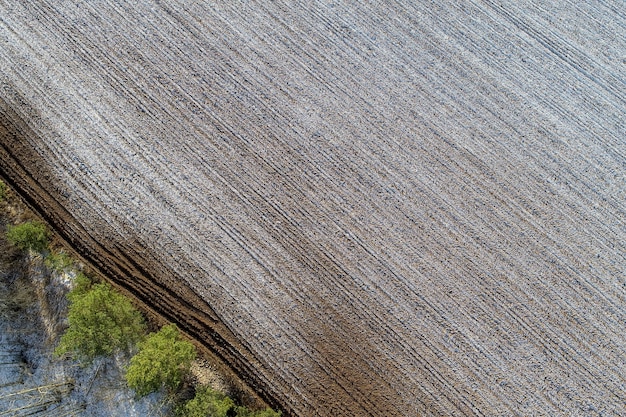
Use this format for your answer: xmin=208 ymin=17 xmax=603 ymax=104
xmin=1 ymin=1 xmax=625 ymax=416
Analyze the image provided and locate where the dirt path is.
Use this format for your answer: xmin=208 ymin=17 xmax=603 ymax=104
xmin=1 ymin=1 xmax=625 ymax=416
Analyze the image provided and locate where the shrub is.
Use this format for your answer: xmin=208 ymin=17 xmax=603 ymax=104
xmin=0 ymin=180 xmax=6 ymax=200
xmin=6 ymin=220 xmax=49 ymax=252
xmin=234 ymin=406 xmax=282 ymax=417
xmin=178 ymin=386 xmax=235 ymax=417
xmin=126 ymin=324 xmax=196 ymax=397
xmin=177 ymin=386 xmax=282 ymax=417
xmin=55 ymin=282 xmax=145 ymax=362
xmin=45 ymin=250 xmax=73 ymax=272
xmin=256 ymin=409 xmax=282 ymax=417
xmin=66 ymin=272 xmax=93 ymax=302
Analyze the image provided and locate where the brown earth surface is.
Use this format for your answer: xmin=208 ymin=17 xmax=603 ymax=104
xmin=1 ymin=1 xmax=625 ymax=416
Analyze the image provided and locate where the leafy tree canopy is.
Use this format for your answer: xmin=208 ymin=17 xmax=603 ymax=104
xmin=178 ymin=386 xmax=235 ymax=417
xmin=126 ymin=324 xmax=196 ymax=397
xmin=178 ymin=385 xmax=282 ymax=417
xmin=55 ymin=281 xmax=145 ymax=362
xmin=6 ymin=220 xmax=49 ymax=252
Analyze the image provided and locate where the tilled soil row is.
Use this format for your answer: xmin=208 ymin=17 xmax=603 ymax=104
xmin=1 ymin=1 xmax=625 ymax=416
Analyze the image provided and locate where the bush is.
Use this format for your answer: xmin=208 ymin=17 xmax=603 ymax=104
xmin=234 ymin=406 xmax=282 ymax=417
xmin=178 ymin=386 xmax=235 ymax=417
xmin=177 ymin=386 xmax=282 ymax=417
xmin=126 ymin=324 xmax=196 ymax=397
xmin=45 ymin=250 xmax=73 ymax=272
xmin=55 ymin=282 xmax=145 ymax=362
xmin=6 ymin=220 xmax=49 ymax=252
xmin=0 ymin=180 xmax=6 ymax=201
xmin=257 ymin=409 xmax=282 ymax=417
xmin=66 ymin=272 xmax=93 ymax=302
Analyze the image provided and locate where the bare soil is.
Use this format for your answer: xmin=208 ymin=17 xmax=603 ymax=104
xmin=0 ymin=1 xmax=625 ymax=416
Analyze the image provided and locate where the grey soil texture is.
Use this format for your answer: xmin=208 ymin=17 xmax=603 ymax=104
xmin=0 ymin=1 xmax=625 ymax=416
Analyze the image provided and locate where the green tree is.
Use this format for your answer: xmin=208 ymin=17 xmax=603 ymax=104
xmin=178 ymin=386 xmax=235 ymax=417
xmin=6 ymin=220 xmax=49 ymax=252
xmin=126 ymin=324 xmax=196 ymax=396
xmin=55 ymin=282 xmax=145 ymax=362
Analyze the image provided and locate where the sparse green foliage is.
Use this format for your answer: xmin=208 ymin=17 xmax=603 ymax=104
xmin=257 ymin=409 xmax=282 ymax=417
xmin=234 ymin=406 xmax=282 ymax=417
xmin=177 ymin=386 xmax=235 ymax=417
xmin=177 ymin=386 xmax=281 ymax=417
xmin=0 ymin=180 xmax=6 ymax=201
xmin=126 ymin=324 xmax=196 ymax=397
xmin=6 ymin=220 xmax=49 ymax=252
xmin=55 ymin=282 xmax=145 ymax=362
xmin=45 ymin=250 xmax=73 ymax=272
xmin=66 ymin=272 xmax=93 ymax=302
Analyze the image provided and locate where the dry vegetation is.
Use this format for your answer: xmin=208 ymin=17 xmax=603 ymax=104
xmin=0 ymin=1 xmax=625 ymax=416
